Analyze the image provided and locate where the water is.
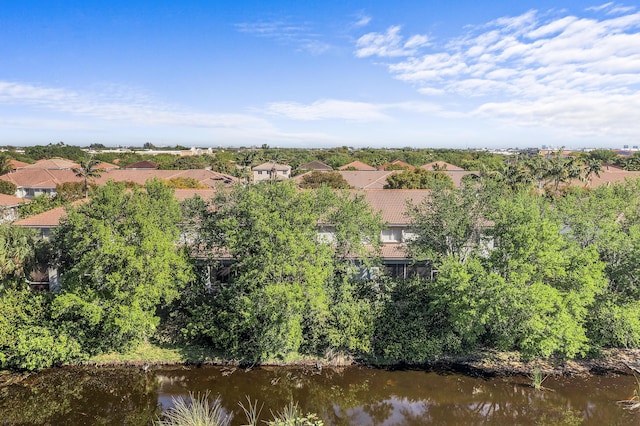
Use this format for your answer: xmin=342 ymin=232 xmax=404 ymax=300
xmin=0 ymin=365 xmax=637 ymax=425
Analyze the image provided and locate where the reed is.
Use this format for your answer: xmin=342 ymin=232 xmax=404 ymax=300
xmin=530 ymin=367 xmax=551 ymax=391
xmin=155 ymin=391 xmax=232 ymax=426
xmin=618 ymin=373 xmax=640 ymax=411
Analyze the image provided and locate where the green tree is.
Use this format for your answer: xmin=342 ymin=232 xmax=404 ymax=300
xmin=0 ymin=153 xmax=12 ymax=175
xmin=17 ymin=194 xmax=65 ymax=218
xmin=180 ymin=182 xmax=383 ymax=360
xmin=384 ymin=169 xmax=453 ymax=190
xmin=300 ymin=171 xmax=352 ymax=189
xmin=406 ymin=184 xmax=485 ymax=264
xmin=72 ymin=158 xmax=103 ymax=197
xmin=0 ymin=225 xmax=38 ymax=290
xmin=52 ymin=180 xmax=193 ymax=354
xmin=485 ymin=192 xmax=607 ymax=357
xmin=0 ymin=289 xmax=83 ymax=370
xmin=0 ymin=180 xmax=17 ymax=196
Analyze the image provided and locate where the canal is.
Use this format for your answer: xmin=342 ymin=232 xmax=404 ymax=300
xmin=0 ymin=365 xmax=637 ymax=424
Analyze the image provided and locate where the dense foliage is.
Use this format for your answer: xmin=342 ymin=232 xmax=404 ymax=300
xmin=5 ymin=171 xmax=640 ymax=370
xmin=52 ymin=180 xmax=194 ymax=354
xmin=384 ymin=169 xmax=454 ymax=190
xmin=299 ymin=171 xmax=352 ymax=189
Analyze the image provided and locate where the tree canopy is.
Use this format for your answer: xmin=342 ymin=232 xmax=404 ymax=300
xmin=52 ymin=180 xmax=193 ymax=354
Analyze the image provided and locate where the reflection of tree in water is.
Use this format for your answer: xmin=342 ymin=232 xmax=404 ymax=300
xmin=5 ymin=366 xmax=635 ymax=425
xmin=361 ymin=400 xmax=394 ymax=424
xmin=0 ymin=368 xmax=161 ymax=425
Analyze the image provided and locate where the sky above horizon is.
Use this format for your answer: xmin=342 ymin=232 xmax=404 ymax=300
xmin=2 ymin=1 xmax=640 ymax=149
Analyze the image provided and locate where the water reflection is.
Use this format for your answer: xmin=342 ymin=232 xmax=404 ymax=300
xmin=0 ymin=366 xmax=636 ymax=425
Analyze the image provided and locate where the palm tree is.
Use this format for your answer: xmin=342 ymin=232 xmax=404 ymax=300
xmin=583 ymin=158 xmax=603 ymax=187
xmin=0 ymin=154 xmax=12 ymax=175
xmin=73 ymin=158 xmax=103 ymax=197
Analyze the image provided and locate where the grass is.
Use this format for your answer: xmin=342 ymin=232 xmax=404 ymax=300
xmin=155 ymin=391 xmax=232 ymax=426
xmin=87 ymin=341 xmax=351 ymax=367
xmin=156 ymin=393 xmax=324 ymax=426
xmin=530 ymin=367 xmax=552 ymax=391
xmin=88 ymin=341 xmax=224 ymax=365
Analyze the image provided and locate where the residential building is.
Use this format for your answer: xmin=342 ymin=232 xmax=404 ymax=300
xmin=252 ymin=161 xmax=291 ymax=181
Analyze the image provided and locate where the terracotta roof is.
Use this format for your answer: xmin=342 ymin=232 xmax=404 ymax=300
xmin=446 ymin=171 xmax=480 ymax=187
xmin=380 ymin=244 xmax=408 ymax=259
xmin=0 ymin=169 xmax=82 ymax=188
xmin=9 ymin=159 xmax=29 ymax=169
xmin=0 ymin=169 xmax=237 ymax=189
xmin=362 ymin=189 xmax=431 ymax=224
xmin=13 ymin=205 xmax=69 ymax=227
xmin=338 ymin=171 xmax=397 ymax=189
xmin=252 ymin=161 xmax=291 ymax=171
xmin=338 ymin=161 xmax=376 ymax=171
xmin=23 ymin=158 xmax=79 ymax=169
xmin=0 ymin=193 xmax=28 ymax=206
xmin=570 ymin=169 xmax=640 ymax=188
xmin=299 ymin=161 xmax=332 ymax=171
xmin=123 ymin=160 xmax=158 ymax=169
xmin=93 ymin=161 xmax=118 ymax=170
xmin=379 ymin=160 xmax=416 ymax=170
xmin=419 ymin=161 xmax=464 ymax=171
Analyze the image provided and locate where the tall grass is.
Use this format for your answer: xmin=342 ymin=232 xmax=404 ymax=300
xmin=155 ymin=391 xmax=232 ymax=426
xmin=530 ymin=367 xmax=552 ymax=391
xmin=618 ymin=373 xmax=640 ymax=411
xmin=156 ymin=393 xmax=324 ymax=426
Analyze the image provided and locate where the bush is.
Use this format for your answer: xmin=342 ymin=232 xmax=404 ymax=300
xmin=0 ymin=180 xmax=17 ymax=196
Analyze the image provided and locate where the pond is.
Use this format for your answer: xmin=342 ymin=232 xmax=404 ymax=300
xmin=0 ymin=365 xmax=637 ymax=425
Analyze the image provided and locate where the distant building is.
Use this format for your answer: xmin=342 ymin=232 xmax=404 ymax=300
xmin=252 ymin=162 xmax=291 ymax=181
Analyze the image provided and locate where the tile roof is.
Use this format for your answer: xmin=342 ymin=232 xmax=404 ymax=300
xmin=252 ymin=161 xmax=291 ymax=171
xmin=0 ymin=193 xmax=28 ymax=206
xmin=9 ymin=159 xmax=30 ymax=169
xmin=362 ymin=189 xmax=431 ymax=224
xmin=338 ymin=161 xmax=377 ymax=171
xmin=23 ymin=158 xmax=79 ymax=169
xmin=93 ymin=161 xmax=118 ymax=170
xmin=123 ymin=160 xmax=158 ymax=169
xmin=380 ymin=244 xmax=408 ymax=259
xmin=0 ymin=169 xmax=82 ymax=188
xmin=12 ymin=187 xmax=222 ymax=228
xmin=379 ymin=160 xmax=416 ymax=170
xmin=0 ymin=169 xmax=237 ymax=189
xmin=338 ymin=171 xmax=397 ymax=189
xmin=570 ymin=169 xmax=640 ymax=188
xmin=13 ymin=205 xmax=69 ymax=227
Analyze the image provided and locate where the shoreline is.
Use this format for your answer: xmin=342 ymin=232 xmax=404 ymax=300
xmin=78 ymin=347 xmax=640 ymax=378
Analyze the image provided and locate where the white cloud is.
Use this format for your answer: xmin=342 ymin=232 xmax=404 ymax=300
xmin=266 ymin=99 xmax=440 ymax=121
xmin=353 ymin=13 xmax=371 ymax=28
xmin=356 ymin=7 xmax=640 ymax=139
xmin=355 ymin=26 xmax=429 ymax=58
xmin=586 ymin=2 xmax=636 ymax=15
xmin=235 ymin=20 xmax=331 ymax=55
xmin=0 ymin=81 xmax=271 ymax=130
xmin=267 ymin=99 xmax=390 ymax=121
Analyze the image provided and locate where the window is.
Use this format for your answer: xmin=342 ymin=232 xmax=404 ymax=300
xmin=317 ymin=227 xmax=336 ymax=243
xmin=381 ymin=228 xmax=402 ymax=243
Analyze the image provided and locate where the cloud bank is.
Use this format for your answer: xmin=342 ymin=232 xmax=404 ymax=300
xmin=356 ymin=4 xmax=640 ymax=139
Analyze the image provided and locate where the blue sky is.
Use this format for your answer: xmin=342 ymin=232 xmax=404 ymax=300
xmin=1 ymin=1 xmax=639 ymax=149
